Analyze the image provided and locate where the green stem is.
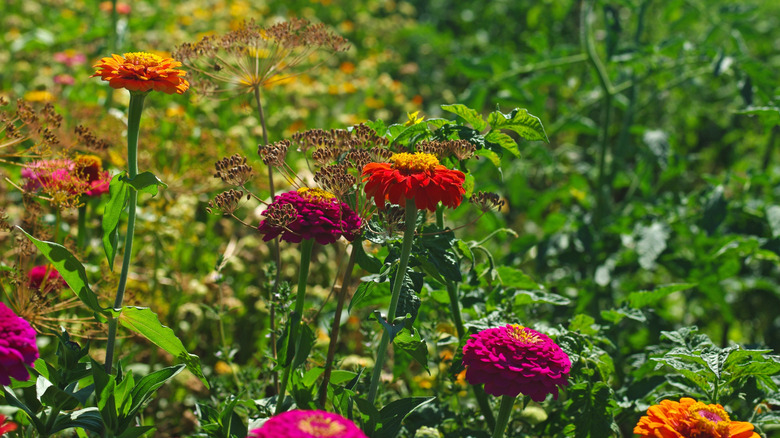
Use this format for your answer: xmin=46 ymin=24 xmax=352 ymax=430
xmin=43 ymin=406 xmax=61 ymax=435
xmin=77 ymin=203 xmax=87 ymax=249
xmin=253 ymin=85 xmax=281 ymax=394
xmin=275 ymin=238 xmax=315 ymax=414
xmin=367 ymin=200 xmax=418 ymax=405
xmin=491 ymin=395 xmax=516 ymax=438
xmin=474 ymin=385 xmax=497 ymax=431
xmin=318 ymin=244 xmax=358 ymax=407
xmin=105 ymin=92 xmax=146 ymax=373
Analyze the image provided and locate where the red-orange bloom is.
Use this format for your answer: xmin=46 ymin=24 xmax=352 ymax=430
xmin=362 ymin=152 xmax=466 ymax=212
xmin=634 ymin=397 xmax=760 ymax=438
xmin=91 ymin=52 xmax=189 ymax=95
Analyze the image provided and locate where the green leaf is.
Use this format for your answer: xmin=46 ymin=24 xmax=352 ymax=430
xmin=127 ymin=365 xmax=184 ymax=423
xmin=625 ymin=283 xmax=695 ymax=308
xmin=474 ymin=148 xmax=501 ymax=166
xmin=1 ymin=385 xmax=46 ymax=431
xmin=293 ymin=324 xmax=316 ymax=369
xmin=766 ymin=205 xmax=780 ymax=238
xmin=123 ymin=171 xmax=167 ymax=196
xmin=496 ymin=266 xmax=538 ymax=290
xmin=50 ymin=408 xmax=104 ymax=434
xmin=116 ymin=307 xmax=207 ymax=388
xmin=441 ymin=104 xmax=487 ymax=132
xmin=393 ymin=328 xmax=429 ymax=374
xmin=487 ymin=108 xmax=549 ymax=142
xmin=354 ymin=240 xmax=382 ymax=274
xmin=302 ymin=367 xmax=325 ymax=387
xmin=376 ymin=396 xmax=436 ymax=438
xmin=115 ymin=427 xmax=156 ymax=438
xmin=484 ymin=130 xmax=520 ymax=158
xmin=513 ymin=289 xmax=571 ymax=306
xmin=600 ymin=307 xmax=646 ymax=323
xmin=329 ymin=370 xmax=357 ymax=385
xmin=103 ymin=173 xmax=129 ymax=271
xmin=17 ymin=227 xmax=105 ymax=316
xmin=700 ymin=185 xmax=727 ymax=235
xmin=37 ymin=376 xmax=80 ymax=410
xmin=635 ymin=222 xmax=669 ymax=269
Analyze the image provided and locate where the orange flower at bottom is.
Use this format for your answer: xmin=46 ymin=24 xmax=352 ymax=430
xmin=362 ymin=152 xmax=465 ymax=212
xmin=634 ymin=398 xmax=759 ymax=438
xmin=91 ymin=52 xmax=189 ymax=94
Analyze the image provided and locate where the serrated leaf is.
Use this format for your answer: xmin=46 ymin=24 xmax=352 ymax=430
xmin=103 ymin=173 xmax=129 ymax=270
xmin=115 ymin=307 xmax=207 ymax=388
xmin=488 ymin=108 xmax=549 ymax=142
xmin=17 ymin=227 xmax=105 ymax=316
xmin=441 ymin=104 xmax=487 ymax=131
xmin=123 ymin=171 xmax=167 ymax=196
xmin=626 ymin=283 xmax=695 ymax=308
xmin=393 ymin=328 xmax=429 ymax=374
xmin=474 ymin=148 xmax=500 ymax=167
xmin=484 ymin=130 xmax=520 ymax=158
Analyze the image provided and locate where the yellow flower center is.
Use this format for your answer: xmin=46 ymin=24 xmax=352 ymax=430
xmin=298 ymin=187 xmax=336 ymax=201
xmin=123 ymin=52 xmax=164 ymax=66
xmin=390 ymin=152 xmax=439 ymax=172
xmin=297 ymin=414 xmax=347 ymax=437
xmin=507 ymin=324 xmax=542 ymax=344
xmin=688 ymin=402 xmax=731 ymax=437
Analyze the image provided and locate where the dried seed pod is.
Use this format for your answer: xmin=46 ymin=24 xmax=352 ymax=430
xmin=470 ymin=191 xmax=505 ymax=212
xmin=214 ymin=154 xmax=254 ymax=186
xmin=207 ymin=189 xmax=246 ymax=215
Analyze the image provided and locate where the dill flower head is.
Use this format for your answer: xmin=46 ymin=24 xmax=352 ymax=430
xmin=0 ymin=302 xmax=39 ymax=386
xmin=362 ymin=152 xmax=466 ymax=212
xmin=634 ymin=397 xmax=760 ymax=438
xmin=461 ymin=324 xmax=571 ymax=401
xmin=91 ymin=52 xmax=189 ymax=94
xmin=173 ymin=18 xmax=349 ymax=95
xmin=258 ymin=188 xmax=361 ymax=245
xmin=249 ymin=410 xmax=367 ymax=438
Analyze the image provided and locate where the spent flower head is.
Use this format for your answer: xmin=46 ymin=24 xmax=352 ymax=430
xmin=174 ymin=18 xmax=349 ymax=96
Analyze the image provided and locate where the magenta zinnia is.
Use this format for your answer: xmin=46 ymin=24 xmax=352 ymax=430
xmin=362 ymin=152 xmax=466 ymax=212
xmin=462 ymin=324 xmax=571 ymax=401
xmin=257 ymin=187 xmax=361 ymax=245
xmin=249 ymin=410 xmax=368 ymax=438
xmin=0 ymin=302 xmax=39 ymax=386
xmin=27 ymin=265 xmax=67 ymax=291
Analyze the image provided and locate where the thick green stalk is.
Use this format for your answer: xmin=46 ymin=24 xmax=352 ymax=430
xmin=367 ymin=200 xmax=418 ymax=405
xmin=77 ymin=203 xmax=87 ymax=249
xmin=491 ymin=395 xmax=516 ymax=438
xmin=318 ymin=244 xmax=358 ymax=407
xmin=275 ymin=238 xmax=315 ymax=414
xmin=105 ymin=92 xmax=146 ymax=372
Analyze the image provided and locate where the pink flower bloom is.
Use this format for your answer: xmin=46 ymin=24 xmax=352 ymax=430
xmin=258 ymin=188 xmax=361 ymax=245
xmin=54 ymin=74 xmax=75 ymax=85
xmin=22 ymin=156 xmax=110 ymax=199
xmin=53 ymin=51 xmax=87 ymax=67
xmin=0 ymin=302 xmax=39 ymax=386
xmin=249 ymin=410 xmax=368 ymax=438
xmin=462 ymin=324 xmax=571 ymax=402
xmin=22 ymin=159 xmax=75 ymax=192
xmin=99 ymin=1 xmax=131 ymax=14
xmin=28 ymin=265 xmax=67 ymax=291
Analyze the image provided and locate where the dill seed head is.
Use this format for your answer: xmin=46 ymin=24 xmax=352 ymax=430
xmin=470 ymin=191 xmax=505 ymax=212
xmin=257 ymin=140 xmax=290 ymax=167
xmin=314 ymin=164 xmax=356 ymax=198
xmin=214 ymin=154 xmax=254 ymax=186
xmin=207 ymin=189 xmax=246 ymax=215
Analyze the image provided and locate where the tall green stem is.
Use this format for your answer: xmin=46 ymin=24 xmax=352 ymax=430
xmin=253 ymin=85 xmax=281 ymax=393
xmin=105 ymin=92 xmax=146 ymax=372
xmin=318 ymin=244 xmax=358 ymax=407
xmin=491 ymin=395 xmax=516 ymax=438
xmin=367 ymin=200 xmax=418 ymax=405
xmin=275 ymin=238 xmax=315 ymax=414
xmin=77 ymin=203 xmax=87 ymax=249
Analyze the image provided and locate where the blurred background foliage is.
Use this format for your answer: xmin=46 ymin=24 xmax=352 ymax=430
xmin=2 ymin=0 xmax=780 ymax=435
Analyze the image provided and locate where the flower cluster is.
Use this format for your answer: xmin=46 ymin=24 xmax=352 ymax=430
xmin=634 ymin=397 xmax=760 ymax=438
xmin=249 ymin=410 xmax=367 ymax=438
xmin=91 ymin=52 xmax=189 ymax=95
xmin=22 ymin=155 xmax=110 ymax=201
xmin=258 ymin=188 xmax=361 ymax=245
xmin=362 ymin=152 xmax=466 ymax=212
xmin=461 ymin=324 xmax=571 ymax=402
xmin=0 ymin=302 xmax=39 ymax=386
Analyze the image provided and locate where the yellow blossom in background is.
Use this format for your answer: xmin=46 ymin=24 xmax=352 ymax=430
xmin=405 ymin=110 xmax=424 ymax=126
xmin=24 ymin=90 xmax=55 ymax=102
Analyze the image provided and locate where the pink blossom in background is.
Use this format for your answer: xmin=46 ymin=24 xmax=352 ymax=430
xmin=53 ymin=50 xmax=87 ymax=67
xmin=0 ymin=302 xmax=39 ymax=386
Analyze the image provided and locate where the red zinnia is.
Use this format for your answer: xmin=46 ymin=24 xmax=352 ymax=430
xmin=462 ymin=324 xmax=571 ymax=402
xmin=249 ymin=410 xmax=368 ymax=438
xmin=634 ymin=397 xmax=760 ymax=438
xmin=362 ymin=152 xmax=466 ymax=212
xmin=91 ymin=52 xmax=189 ymax=95
xmin=0 ymin=414 xmax=17 ymax=434
xmin=0 ymin=302 xmax=39 ymax=386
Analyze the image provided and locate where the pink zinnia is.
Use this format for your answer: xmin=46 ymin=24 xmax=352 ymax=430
xmin=258 ymin=188 xmax=361 ymax=245
xmin=22 ymin=156 xmax=110 ymax=198
xmin=249 ymin=410 xmax=368 ymax=438
xmin=53 ymin=50 xmax=87 ymax=67
xmin=0 ymin=302 xmax=39 ymax=386
xmin=21 ymin=159 xmax=74 ymax=192
xmin=28 ymin=265 xmax=67 ymax=291
xmin=462 ymin=324 xmax=571 ymax=402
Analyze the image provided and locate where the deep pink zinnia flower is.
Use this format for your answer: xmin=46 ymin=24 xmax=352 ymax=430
xmin=28 ymin=265 xmax=67 ymax=291
xmin=249 ymin=410 xmax=368 ymax=438
xmin=21 ymin=159 xmax=75 ymax=192
xmin=22 ymin=156 xmax=110 ymax=198
xmin=0 ymin=302 xmax=39 ymax=386
xmin=462 ymin=324 xmax=571 ymax=402
xmin=257 ymin=188 xmax=361 ymax=245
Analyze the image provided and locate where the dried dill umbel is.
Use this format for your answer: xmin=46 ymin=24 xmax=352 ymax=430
xmin=173 ymin=18 xmax=349 ymax=97
xmin=470 ymin=191 xmax=506 ymax=212
xmin=214 ymin=154 xmax=254 ymax=186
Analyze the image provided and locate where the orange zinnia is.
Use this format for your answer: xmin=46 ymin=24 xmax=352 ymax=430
xmin=91 ymin=52 xmax=189 ymax=95
xmin=362 ymin=152 xmax=466 ymax=212
xmin=634 ymin=397 xmax=760 ymax=438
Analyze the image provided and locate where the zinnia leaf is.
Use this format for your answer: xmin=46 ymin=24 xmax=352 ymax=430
xmin=103 ymin=173 xmax=129 ymax=271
